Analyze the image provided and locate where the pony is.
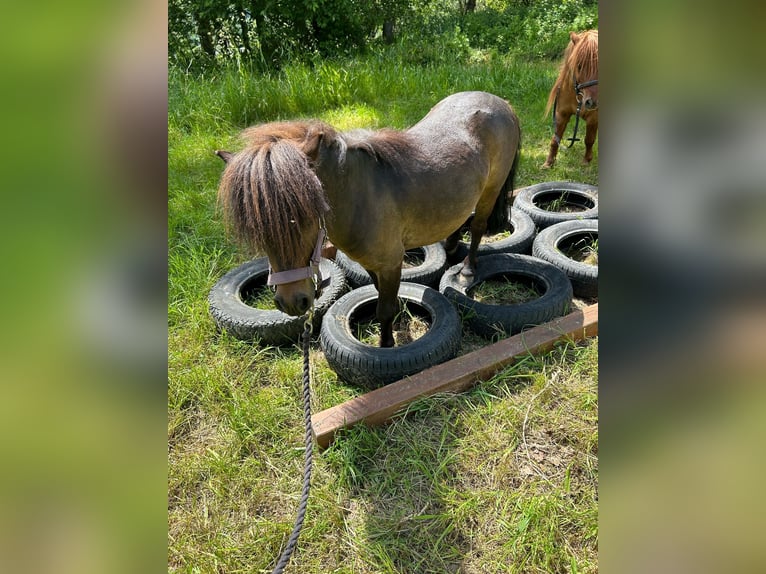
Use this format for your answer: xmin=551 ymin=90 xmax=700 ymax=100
xmin=543 ymin=29 xmax=598 ymax=168
xmin=216 ymin=91 xmax=521 ymax=348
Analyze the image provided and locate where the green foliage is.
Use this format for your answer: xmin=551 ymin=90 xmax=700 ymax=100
xmin=168 ymin=0 xmax=381 ymax=71
xmin=522 ymin=0 xmax=598 ymax=58
xmin=169 ymin=0 xmax=598 ymax=71
xmin=461 ymin=0 xmax=599 ymax=59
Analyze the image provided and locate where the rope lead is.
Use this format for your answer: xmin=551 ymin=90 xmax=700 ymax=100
xmin=271 ymin=314 xmax=314 ymax=574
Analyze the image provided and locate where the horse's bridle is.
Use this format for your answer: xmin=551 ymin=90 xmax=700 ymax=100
xmin=266 ymin=224 xmax=331 ymax=297
xmin=552 ymin=73 xmax=599 ymax=148
xmin=574 ymin=76 xmax=598 ymax=102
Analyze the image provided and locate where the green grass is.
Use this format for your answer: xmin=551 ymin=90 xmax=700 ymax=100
xmin=354 ymin=301 xmax=431 ymax=347
xmin=471 ymin=276 xmax=543 ymax=306
xmin=538 ymin=192 xmax=594 ymax=214
xmin=169 ymin=46 xmax=597 ymax=573
xmin=562 ymin=235 xmax=599 ymax=266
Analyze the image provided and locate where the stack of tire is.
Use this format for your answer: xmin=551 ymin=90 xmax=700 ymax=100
xmin=208 ymin=181 xmax=598 ymax=389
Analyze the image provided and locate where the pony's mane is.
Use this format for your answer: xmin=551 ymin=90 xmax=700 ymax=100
xmin=241 ymin=120 xmax=419 ymax=170
xmin=217 ymin=124 xmax=329 ymax=265
xmin=546 ymin=29 xmax=599 ymax=117
xmin=340 ymin=128 xmax=422 ymax=171
xmin=217 ymin=120 xmax=420 ymax=263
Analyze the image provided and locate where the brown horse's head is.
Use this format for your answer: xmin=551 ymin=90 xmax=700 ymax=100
xmin=216 ymin=124 xmax=330 ymax=316
xmin=569 ymin=30 xmax=599 ymax=111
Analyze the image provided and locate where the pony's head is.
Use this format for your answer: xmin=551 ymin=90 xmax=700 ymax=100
xmin=216 ymin=122 xmax=330 ymax=316
xmin=568 ymin=30 xmax=599 ymax=111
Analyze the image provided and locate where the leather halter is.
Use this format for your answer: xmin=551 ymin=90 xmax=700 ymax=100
xmin=267 ymin=226 xmax=330 ymax=297
xmin=552 ymin=74 xmax=598 ymax=148
xmin=575 ymin=78 xmax=599 ymax=93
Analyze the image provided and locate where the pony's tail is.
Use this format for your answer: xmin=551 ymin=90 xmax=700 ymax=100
xmin=544 ymin=81 xmax=559 ymax=118
xmin=486 ymin=126 xmax=521 ymax=235
xmin=545 ymin=62 xmax=569 ymax=119
xmin=545 ymin=38 xmax=574 ymax=118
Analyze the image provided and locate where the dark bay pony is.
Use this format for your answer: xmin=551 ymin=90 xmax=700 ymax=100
xmin=543 ymin=29 xmax=598 ymax=168
xmin=216 ymin=91 xmax=521 ymax=347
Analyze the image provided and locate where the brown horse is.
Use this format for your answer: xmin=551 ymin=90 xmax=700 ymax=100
xmin=215 ymin=91 xmax=521 ymax=347
xmin=543 ymin=29 xmax=598 ymax=168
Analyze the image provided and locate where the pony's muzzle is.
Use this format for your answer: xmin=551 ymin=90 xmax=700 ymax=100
xmin=274 ymin=289 xmax=313 ymax=316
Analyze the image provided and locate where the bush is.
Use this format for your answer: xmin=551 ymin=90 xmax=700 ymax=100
xmin=168 ymin=0 xmax=598 ymax=72
xmin=461 ymin=0 xmax=598 ymax=59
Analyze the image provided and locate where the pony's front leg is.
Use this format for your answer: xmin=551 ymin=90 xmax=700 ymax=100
xmin=543 ymin=111 xmax=572 ymax=168
xmin=583 ymin=115 xmax=599 ymax=164
xmin=374 ymin=267 xmax=402 ymax=348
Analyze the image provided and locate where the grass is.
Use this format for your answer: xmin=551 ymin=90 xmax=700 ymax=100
xmin=461 ymin=228 xmax=512 ymax=244
xmin=562 ymin=235 xmax=599 ymax=266
xmin=402 ymin=248 xmax=425 ymax=269
xmin=355 ymin=301 xmax=432 ymax=347
xmin=169 ymin=44 xmax=597 ymax=573
xmin=471 ymin=275 xmax=543 ymax=306
xmin=538 ymin=192 xmax=594 ymax=213
xmin=240 ymin=281 xmax=278 ymax=310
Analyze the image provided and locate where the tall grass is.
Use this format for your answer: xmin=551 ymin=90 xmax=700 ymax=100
xmin=169 ymin=44 xmax=598 ymax=573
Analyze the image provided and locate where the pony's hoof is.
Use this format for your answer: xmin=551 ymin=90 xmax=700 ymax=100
xmin=460 ymin=264 xmax=475 ymax=278
xmin=542 ymin=161 xmax=553 ymax=169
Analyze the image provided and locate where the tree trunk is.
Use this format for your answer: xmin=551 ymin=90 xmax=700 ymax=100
xmin=465 ymin=0 xmax=476 ymax=13
xmin=238 ymin=10 xmax=251 ymax=55
xmin=196 ymin=14 xmax=216 ymax=58
xmin=383 ymin=20 xmax=395 ymax=44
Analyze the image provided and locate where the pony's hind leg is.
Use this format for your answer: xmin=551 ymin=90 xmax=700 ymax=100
xmin=543 ymin=110 xmax=572 ymax=168
xmin=444 ymin=227 xmax=464 ymax=263
xmin=461 ymin=196 xmax=496 ymax=276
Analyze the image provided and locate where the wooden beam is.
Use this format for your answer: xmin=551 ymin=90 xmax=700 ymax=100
xmin=312 ymin=303 xmax=598 ymax=449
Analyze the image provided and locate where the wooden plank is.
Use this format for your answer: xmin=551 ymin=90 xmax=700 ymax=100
xmin=312 ymin=303 xmax=598 ymax=448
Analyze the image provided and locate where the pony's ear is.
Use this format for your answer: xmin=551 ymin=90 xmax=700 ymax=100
xmin=215 ymin=150 xmax=234 ymax=163
xmin=570 ymin=31 xmax=580 ymax=44
xmin=301 ymin=129 xmax=324 ymax=163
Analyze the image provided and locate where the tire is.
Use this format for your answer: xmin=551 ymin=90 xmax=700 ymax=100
xmin=335 ymin=243 xmax=447 ymax=288
xmin=450 ymin=207 xmax=537 ymax=261
xmin=320 ymin=283 xmax=462 ymax=389
xmin=208 ymin=257 xmax=347 ymax=345
xmin=439 ymin=253 xmax=573 ymax=339
xmin=513 ymin=181 xmax=598 ymax=229
xmin=533 ymin=219 xmax=598 ymax=298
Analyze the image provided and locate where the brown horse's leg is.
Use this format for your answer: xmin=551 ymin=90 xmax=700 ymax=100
xmin=367 ymin=270 xmax=379 ymax=290
xmin=444 ymin=228 xmax=463 ymax=263
xmin=543 ymin=110 xmax=572 ymax=168
xmin=583 ymin=116 xmax=599 ymax=164
xmin=461 ymin=198 xmax=495 ymax=276
xmin=375 ymin=267 xmax=402 ymax=348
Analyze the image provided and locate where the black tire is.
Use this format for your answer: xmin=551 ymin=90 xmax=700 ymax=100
xmin=513 ymin=181 xmax=598 ymax=229
xmin=320 ymin=283 xmax=462 ymax=389
xmin=439 ymin=253 xmax=573 ymax=339
xmin=208 ymin=257 xmax=347 ymax=345
xmin=335 ymin=243 xmax=447 ymax=288
xmin=450 ymin=207 xmax=537 ymax=261
xmin=533 ymin=219 xmax=598 ymax=298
